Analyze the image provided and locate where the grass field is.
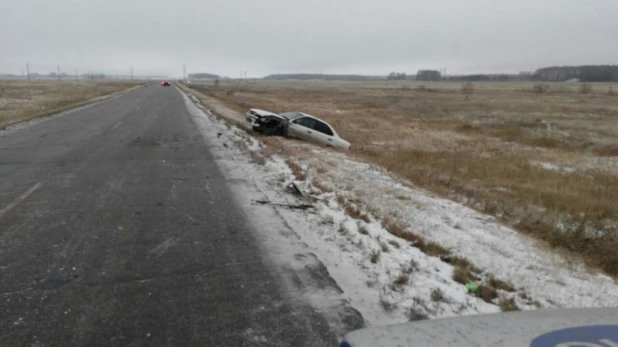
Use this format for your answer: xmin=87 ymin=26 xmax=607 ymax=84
xmin=0 ymin=80 xmax=141 ymax=129
xmin=187 ymin=80 xmax=618 ymax=277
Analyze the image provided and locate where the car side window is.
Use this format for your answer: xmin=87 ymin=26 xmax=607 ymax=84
xmin=313 ymin=120 xmax=334 ymax=136
xmin=293 ymin=117 xmax=316 ymax=129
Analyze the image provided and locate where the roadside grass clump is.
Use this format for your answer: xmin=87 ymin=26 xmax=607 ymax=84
xmin=392 ymin=273 xmax=410 ymax=286
xmin=344 ymin=204 xmax=371 ymax=223
xmin=488 ymin=276 xmax=516 ymax=292
xmin=338 ymin=223 xmax=348 ymax=235
xmin=452 ymin=265 xmax=477 ymax=285
xmin=379 ymin=299 xmax=397 ymax=312
xmin=476 ymin=285 xmax=499 ymax=303
xmin=311 ymin=179 xmax=332 ymax=193
xmin=336 ymin=195 xmax=346 ymax=205
xmin=430 ymin=288 xmax=445 ymax=302
xmin=370 ymin=250 xmax=381 ymax=264
xmin=499 ymin=297 xmax=521 ymax=312
xmin=407 ymin=306 xmax=429 ymax=321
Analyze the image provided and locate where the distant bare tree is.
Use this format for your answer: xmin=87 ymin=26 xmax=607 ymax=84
xmin=214 ymin=79 xmax=220 ymax=88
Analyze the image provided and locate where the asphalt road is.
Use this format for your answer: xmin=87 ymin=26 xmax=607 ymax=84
xmin=0 ymin=84 xmax=337 ymax=346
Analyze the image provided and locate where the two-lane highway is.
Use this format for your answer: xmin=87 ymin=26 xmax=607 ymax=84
xmin=0 ymin=84 xmax=336 ymax=346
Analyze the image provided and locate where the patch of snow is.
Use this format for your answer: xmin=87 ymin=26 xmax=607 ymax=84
xmin=534 ymin=161 xmax=575 ymax=173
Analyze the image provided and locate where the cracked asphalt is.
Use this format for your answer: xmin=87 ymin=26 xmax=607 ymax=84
xmin=0 ymin=84 xmax=339 ymax=346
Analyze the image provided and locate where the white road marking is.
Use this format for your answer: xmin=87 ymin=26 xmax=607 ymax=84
xmin=112 ymin=121 xmax=123 ymax=130
xmin=0 ymin=182 xmax=42 ymax=219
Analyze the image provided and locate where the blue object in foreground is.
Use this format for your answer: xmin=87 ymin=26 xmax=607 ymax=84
xmin=531 ymin=325 xmax=618 ymax=347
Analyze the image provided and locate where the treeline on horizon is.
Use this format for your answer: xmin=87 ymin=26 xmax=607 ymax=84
xmin=258 ymin=65 xmax=618 ymax=82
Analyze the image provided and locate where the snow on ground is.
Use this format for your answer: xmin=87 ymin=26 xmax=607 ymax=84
xmin=533 ymin=161 xmax=575 ymax=173
xmin=179 ymin=87 xmax=618 ymax=329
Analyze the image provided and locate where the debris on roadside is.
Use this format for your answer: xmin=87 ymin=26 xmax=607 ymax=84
xmin=466 ymin=281 xmax=480 ymax=294
xmin=252 ymin=199 xmax=315 ymax=210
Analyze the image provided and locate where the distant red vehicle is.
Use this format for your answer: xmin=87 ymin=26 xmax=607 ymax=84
xmin=161 ymin=80 xmax=171 ymax=86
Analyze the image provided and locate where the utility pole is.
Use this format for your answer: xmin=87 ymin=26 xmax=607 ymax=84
xmin=57 ymin=65 xmax=60 ymax=81
xmin=26 ymin=63 xmax=31 ymax=83
xmin=183 ymin=64 xmax=186 ymax=80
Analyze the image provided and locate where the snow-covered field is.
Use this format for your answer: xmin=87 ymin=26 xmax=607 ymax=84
xmin=180 ymin=88 xmax=618 ymax=328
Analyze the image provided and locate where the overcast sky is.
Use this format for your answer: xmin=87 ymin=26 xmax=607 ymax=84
xmin=2 ymin=0 xmax=617 ymax=77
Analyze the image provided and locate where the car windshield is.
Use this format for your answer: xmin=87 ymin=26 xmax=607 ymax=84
xmin=279 ymin=112 xmax=304 ymax=120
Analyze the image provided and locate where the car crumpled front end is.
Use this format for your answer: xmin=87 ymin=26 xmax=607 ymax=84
xmin=246 ymin=109 xmax=286 ymax=136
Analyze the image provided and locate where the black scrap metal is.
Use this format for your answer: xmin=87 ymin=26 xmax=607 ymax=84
xmin=252 ymin=199 xmax=315 ymax=210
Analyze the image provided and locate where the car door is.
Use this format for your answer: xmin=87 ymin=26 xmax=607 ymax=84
xmin=288 ymin=116 xmax=317 ymax=141
xmin=309 ymin=119 xmax=338 ymax=147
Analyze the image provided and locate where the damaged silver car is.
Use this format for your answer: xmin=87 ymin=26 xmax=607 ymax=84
xmin=246 ymin=109 xmax=351 ymax=150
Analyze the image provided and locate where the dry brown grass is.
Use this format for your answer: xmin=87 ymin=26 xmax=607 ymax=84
xmin=453 ymin=265 xmax=477 ymax=285
xmin=499 ymin=297 xmax=521 ymax=312
xmin=186 ymin=80 xmax=618 ymax=277
xmin=476 ymin=285 xmax=499 ymax=302
xmin=430 ymin=288 xmax=445 ymax=302
xmin=407 ymin=307 xmax=429 ymax=321
xmin=344 ymin=204 xmax=371 ymax=223
xmin=392 ymin=273 xmax=410 ymax=286
xmin=285 ymin=159 xmax=307 ymax=181
xmin=488 ymin=275 xmax=517 ymax=292
xmin=0 ymin=80 xmax=140 ymax=129
xmin=370 ymin=250 xmax=381 ymax=264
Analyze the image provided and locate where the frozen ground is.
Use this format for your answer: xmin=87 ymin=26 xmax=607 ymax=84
xmin=180 ymin=87 xmax=618 ymax=328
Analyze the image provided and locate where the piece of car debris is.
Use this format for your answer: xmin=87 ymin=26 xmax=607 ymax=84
xmin=289 ymin=181 xmax=310 ymax=200
xmin=252 ymin=199 xmax=315 ymax=210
